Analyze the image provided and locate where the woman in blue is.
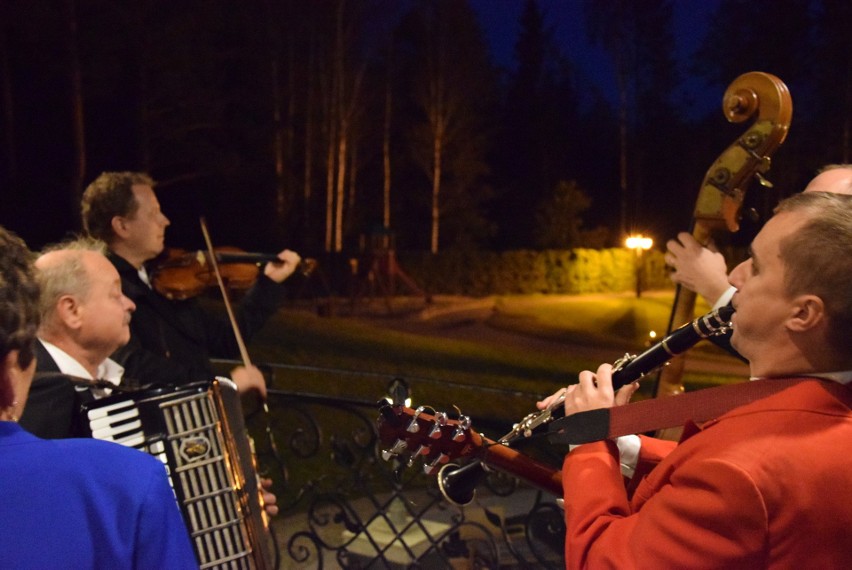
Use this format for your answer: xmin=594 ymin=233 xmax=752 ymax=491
xmin=0 ymin=226 xmax=198 ymax=569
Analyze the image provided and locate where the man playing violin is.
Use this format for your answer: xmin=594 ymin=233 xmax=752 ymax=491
xmin=80 ymin=171 xmax=301 ymax=395
xmin=540 ymin=191 xmax=852 ymax=569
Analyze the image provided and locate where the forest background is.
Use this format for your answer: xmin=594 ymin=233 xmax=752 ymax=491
xmin=1 ymin=0 xmax=850 ymax=269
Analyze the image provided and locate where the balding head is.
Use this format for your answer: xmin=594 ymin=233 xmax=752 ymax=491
xmin=803 ymin=164 xmax=852 ymax=195
xmin=35 ymin=249 xmax=94 ymax=333
xmin=35 ymin=242 xmax=135 ymax=376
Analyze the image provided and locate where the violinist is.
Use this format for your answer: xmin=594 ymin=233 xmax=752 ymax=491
xmin=80 ymin=171 xmax=301 ymax=394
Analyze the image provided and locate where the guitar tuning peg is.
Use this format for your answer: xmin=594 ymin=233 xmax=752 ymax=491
xmin=423 ymin=452 xmax=449 ymax=475
xmin=381 ymin=439 xmax=408 ymax=461
xmin=407 ymin=406 xmax=427 ymax=433
xmin=452 ymin=415 xmax=470 ymax=442
xmin=754 ymin=171 xmax=773 ymax=188
xmin=428 ymin=412 xmax=448 ymax=439
xmin=405 ymin=443 xmax=431 ymax=467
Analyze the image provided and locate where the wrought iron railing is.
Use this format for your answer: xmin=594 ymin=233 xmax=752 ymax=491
xmin=213 ymin=360 xmax=566 ymax=569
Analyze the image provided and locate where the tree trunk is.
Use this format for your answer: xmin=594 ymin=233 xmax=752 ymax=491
xmin=285 ymin=29 xmax=296 ymax=216
xmin=431 ymin=132 xmax=442 ymax=253
xmin=347 ymin=135 xmax=358 ymax=234
xmin=382 ymin=53 xmax=392 ymax=232
xmin=303 ymin=34 xmax=316 ymax=241
xmin=334 ymin=119 xmax=347 ymax=252
xmin=324 ymin=107 xmax=337 ymax=252
xmin=271 ymin=55 xmax=286 ymax=218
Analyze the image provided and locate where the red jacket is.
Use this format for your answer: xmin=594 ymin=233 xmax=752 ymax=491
xmin=562 ymin=379 xmax=852 ymax=569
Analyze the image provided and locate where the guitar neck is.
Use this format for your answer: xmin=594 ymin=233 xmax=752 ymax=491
xmin=476 ymin=432 xmax=563 ymax=497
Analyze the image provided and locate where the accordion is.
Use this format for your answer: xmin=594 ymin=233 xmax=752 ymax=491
xmin=79 ymin=378 xmax=274 ymax=569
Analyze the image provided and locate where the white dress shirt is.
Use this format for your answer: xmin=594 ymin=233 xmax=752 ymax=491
xmin=39 ymin=339 xmax=124 ymax=399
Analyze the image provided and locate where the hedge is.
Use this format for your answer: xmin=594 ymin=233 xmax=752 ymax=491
xmin=397 ymin=248 xmax=671 ymax=296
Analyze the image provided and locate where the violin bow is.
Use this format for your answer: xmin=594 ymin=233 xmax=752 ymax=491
xmin=199 ymin=217 xmax=254 ymax=369
xmin=199 ymin=217 xmax=286 ymax=471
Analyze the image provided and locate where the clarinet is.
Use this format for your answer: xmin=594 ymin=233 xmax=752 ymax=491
xmin=503 ymin=303 xmax=735 ymax=440
xmin=610 ymin=303 xmax=734 ymax=390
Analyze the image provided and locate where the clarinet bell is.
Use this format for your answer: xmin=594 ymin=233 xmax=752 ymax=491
xmin=437 ymin=460 xmax=485 ymax=507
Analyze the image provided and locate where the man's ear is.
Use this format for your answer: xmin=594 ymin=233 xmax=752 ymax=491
xmin=55 ymin=295 xmax=84 ymax=330
xmin=111 ymin=215 xmax=129 ymax=239
xmin=787 ymin=295 xmax=825 ymax=333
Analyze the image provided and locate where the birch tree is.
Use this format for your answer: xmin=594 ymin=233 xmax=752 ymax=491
xmin=406 ymin=0 xmax=495 ymax=253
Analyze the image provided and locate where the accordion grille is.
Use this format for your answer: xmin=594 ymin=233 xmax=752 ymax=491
xmin=161 ymin=390 xmax=254 ymax=569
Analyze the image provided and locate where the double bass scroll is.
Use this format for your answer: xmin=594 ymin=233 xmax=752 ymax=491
xmin=652 ymin=72 xmax=792 ymax=417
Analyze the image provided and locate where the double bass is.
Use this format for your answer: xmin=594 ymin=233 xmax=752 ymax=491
xmin=652 ymin=72 xmax=792 ymax=438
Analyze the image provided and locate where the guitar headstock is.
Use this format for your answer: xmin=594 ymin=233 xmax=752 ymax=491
xmin=377 ymin=403 xmax=482 ymax=475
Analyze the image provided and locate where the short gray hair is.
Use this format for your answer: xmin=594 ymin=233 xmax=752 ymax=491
xmin=36 ymin=237 xmax=108 ymax=332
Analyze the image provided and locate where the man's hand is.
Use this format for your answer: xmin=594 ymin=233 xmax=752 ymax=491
xmin=260 ymin=477 xmax=278 ymax=517
xmin=263 ymin=249 xmax=302 ymax=283
xmin=230 ymin=364 xmax=267 ymax=399
xmin=665 ymin=232 xmax=730 ymax=306
xmin=537 ymin=363 xmax=639 ymax=416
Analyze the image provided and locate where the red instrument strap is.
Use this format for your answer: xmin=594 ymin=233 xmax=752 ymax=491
xmin=549 ymin=377 xmax=846 ymax=445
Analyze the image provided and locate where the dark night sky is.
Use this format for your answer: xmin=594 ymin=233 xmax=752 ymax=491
xmin=470 ymin=0 xmax=723 ymax=117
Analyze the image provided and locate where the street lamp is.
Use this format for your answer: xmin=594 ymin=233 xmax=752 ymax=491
xmin=625 ymin=234 xmax=653 ymax=298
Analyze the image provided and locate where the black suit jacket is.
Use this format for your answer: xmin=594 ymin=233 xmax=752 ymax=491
xmin=109 ymin=252 xmax=287 ymax=385
xmin=18 ymin=342 xmax=89 ymax=439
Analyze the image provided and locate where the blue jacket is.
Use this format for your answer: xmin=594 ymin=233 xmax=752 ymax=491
xmin=0 ymin=422 xmax=198 ymax=569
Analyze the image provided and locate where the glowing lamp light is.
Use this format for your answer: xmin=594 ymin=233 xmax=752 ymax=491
xmin=625 ymin=235 xmax=653 ymax=250
xmin=625 ymin=234 xmax=654 ymax=298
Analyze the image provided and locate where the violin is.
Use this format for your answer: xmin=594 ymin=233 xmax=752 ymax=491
xmin=150 ymin=246 xmax=315 ymax=300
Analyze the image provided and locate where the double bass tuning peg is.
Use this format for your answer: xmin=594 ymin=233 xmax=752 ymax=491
xmin=754 ymin=171 xmax=773 ymax=188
